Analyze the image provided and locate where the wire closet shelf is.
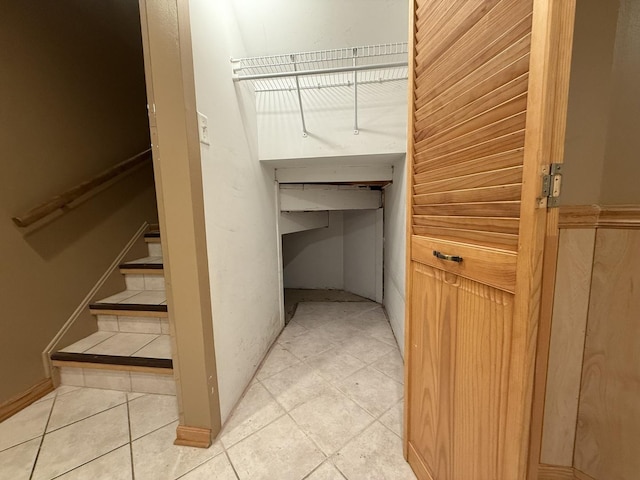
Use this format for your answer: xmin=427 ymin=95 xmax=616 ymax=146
xmin=231 ymin=42 xmax=409 ymax=136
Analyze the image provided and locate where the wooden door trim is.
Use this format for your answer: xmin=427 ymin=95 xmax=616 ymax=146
xmin=516 ymin=1 xmax=577 ymax=479
xmin=403 ymin=0 xmax=418 ymax=460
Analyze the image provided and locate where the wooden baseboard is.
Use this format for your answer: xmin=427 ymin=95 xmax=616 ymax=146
xmin=407 ymin=442 xmax=434 ymax=480
xmin=573 ymin=469 xmax=597 ymax=480
xmin=538 ymin=464 xmax=598 ymax=480
xmin=174 ymin=424 xmax=212 ymax=448
xmin=559 ymin=204 xmax=640 ymax=229
xmin=0 ymin=378 xmax=54 ymax=422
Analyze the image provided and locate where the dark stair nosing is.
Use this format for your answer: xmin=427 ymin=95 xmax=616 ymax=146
xmin=144 ymin=231 xmax=160 ymax=239
xmin=119 ymin=262 xmax=163 ymax=270
xmin=51 ymin=352 xmax=172 ymax=369
xmin=90 ymin=303 xmax=168 ymax=313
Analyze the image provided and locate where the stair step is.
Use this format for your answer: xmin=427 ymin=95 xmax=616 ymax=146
xmin=90 ymin=290 xmax=167 ymax=316
xmin=120 ymin=256 xmax=163 ymax=277
xmin=91 ymin=303 xmax=168 ymax=316
xmin=96 ymin=312 xmax=169 ymax=334
xmin=51 ymin=352 xmax=172 ymax=369
xmin=144 ymin=231 xmax=161 ymax=244
xmin=53 ymin=331 xmax=174 ymax=394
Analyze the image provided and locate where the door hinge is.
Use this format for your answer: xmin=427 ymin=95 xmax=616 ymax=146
xmin=541 ymin=163 xmax=563 ymax=208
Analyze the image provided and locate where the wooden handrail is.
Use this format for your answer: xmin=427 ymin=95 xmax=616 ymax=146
xmin=12 ymin=148 xmax=153 ymax=228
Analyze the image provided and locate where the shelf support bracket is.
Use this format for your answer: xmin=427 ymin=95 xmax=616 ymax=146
xmin=291 ymin=54 xmax=308 ymax=137
xmin=353 ymin=48 xmax=359 ymax=135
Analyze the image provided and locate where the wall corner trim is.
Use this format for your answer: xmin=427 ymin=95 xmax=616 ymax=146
xmin=538 ymin=464 xmax=597 ymax=480
xmin=174 ymin=424 xmax=212 ymax=448
xmin=0 ymin=378 xmax=54 ymax=422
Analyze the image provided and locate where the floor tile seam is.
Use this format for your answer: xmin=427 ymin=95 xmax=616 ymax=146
xmin=29 ymin=393 xmax=57 ymax=480
xmin=254 ymin=335 xmax=296 ymax=379
xmin=129 ymin=334 xmax=164 ymax=358
xmin=283 ymin=411 xmax=329 ymax=467
xmin=45 ymin=398 xmax=128 ymax=435
xmin=88 ymin=333 xmax=160 ymax=358
xmin=376 ymin=417 xmax=404 ymax=440
xmin=107 ymin=290 xmax=144 ymax=304
xmin=130 ymin=413 xmax=179 ymax=442
xmin=301 ymin=349 xmax=367 ymax=376
xmin=220 ymin=410 xmax=289 ymax=451
xmin=332 ymin=381 xmax=388 ymax=419
xmin=260 ymin=363 xmax=332 ymax=406
xmin=129 ymin=417 xmax=181 ymax=445
xmin=298 ymin=410 xmax=376 ymax=458
xmin=329 ymin=459 xmax=350 ymax=480
xmin=277 ymin=340 xmax=337 ymax=364
xmin=344 ymin=304 xmax=385 ymax=321
xmin=47 ymin=443 xmax=130 ymax=480
xmin=368 ymin=362 xmax=405 ymax=385
xmin=125 ymin=394 xmax=135 ymax=480
xmin=241 ymin=376 xmax=325 ymax=450
xmin=175 ymin=442 xmax=240 ymax=480
xmin=360 ymin=348 xmax=398 ymax=367
xmin=0 ymin=430 xmax=46 ymax=455
xmin=327 ymin=415 xmax=381 ymax=459
xmin=301 ymin=458 xmax=347 ymax=480
xmin=168 ymin=449 xmax=222 ymax=480
xmin=223 ymin=449 xmax=241 ymax=480
xmin=64 ymin=331 xmax=118 ymax=354
xmin=215 ymin=429 xmax=241 ymax=480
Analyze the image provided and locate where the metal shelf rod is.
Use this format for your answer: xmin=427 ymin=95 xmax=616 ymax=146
xmin=233 ymin=61 xmax=408 ymax=82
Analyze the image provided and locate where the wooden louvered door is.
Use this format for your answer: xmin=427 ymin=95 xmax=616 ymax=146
xmin=404 ymin=1 xmax=575 ymax=480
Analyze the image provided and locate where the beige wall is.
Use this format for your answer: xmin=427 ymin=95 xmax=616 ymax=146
xmin=0 ymin=1 xmax=156 ymax=403
xmin=599 ymin=0 xmax=640 ymax=204
xmin=562 ymin=0 xmax=640 ymax=205
xmin=561 ymin=0 xmax=619 ymax=205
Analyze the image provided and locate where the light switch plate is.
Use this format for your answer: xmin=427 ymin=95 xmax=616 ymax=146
xmin=197 ymin=111 xmax=210 ymax=145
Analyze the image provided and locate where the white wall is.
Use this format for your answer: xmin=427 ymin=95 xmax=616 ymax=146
xmin=283 ymin=211 xmax=344 ymax=290
xmin=188 ymin=0 xmax=282 ymax=422
xmin=230 ymin=0 xmax=409 ymax=162
xmin=343 ymin=209 xmax=383 ymax=302
xmin=257 ymin=82 xmax=408 ymax=160
xmin=282 ymin=209 xmax=384 ymax=303
xmin=383 ymin=158 xmax=407 ymax=356
xmin=231 ymin=0 xmax=408 ymax=56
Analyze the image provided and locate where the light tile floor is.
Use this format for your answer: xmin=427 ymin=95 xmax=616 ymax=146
xmin=0 ymin=302 xmax=415 ymax=480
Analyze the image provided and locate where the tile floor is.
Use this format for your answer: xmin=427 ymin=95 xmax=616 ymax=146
xmin=0 ymin=301 xmax=415 ymax=480
xmin=59 ymin=332 xmax=171 ymax=359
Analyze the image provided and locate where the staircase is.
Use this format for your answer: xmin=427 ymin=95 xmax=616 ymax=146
xmin=50 ymin=231 xmax=175 ymax=395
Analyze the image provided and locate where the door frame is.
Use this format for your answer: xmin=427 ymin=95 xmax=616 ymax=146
xmin=402 ymin=1 xmax=577 ymax=478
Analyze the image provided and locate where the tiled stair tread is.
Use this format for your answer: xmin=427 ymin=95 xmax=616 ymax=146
xmin=58 ymin=332 xmax=172 ymax=359
xmin=94 ymin=290 xmax=166 ymax=306
xmin=144 ymin=231 xmax=160 ymax=238
xmin=120 ymin=256 xmax=163 ymax=270
xmin=91 ymin=303 xmax=168 ymax=313
xmin=51 ymin=352 xmax=172 ymax=369
xmin=60 ymin=332 xmax=172 ymax=358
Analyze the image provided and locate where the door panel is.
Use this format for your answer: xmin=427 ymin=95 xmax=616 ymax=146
xmin=404 ymin=0 xmax=576 ymax=479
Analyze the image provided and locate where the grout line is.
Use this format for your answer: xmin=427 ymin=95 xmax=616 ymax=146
xmin=126 ymin=395 xmax=135 ymax=480
xmin=48 ymin=444 xmax=129 ymax=479
xmin=223 ymin=449 xmax=241 ymax=480
xmin=129 ymin=334 xmax=163 ymax=358
xmin=28 ymin=391 xmax=57 ymax=480
xmin=60 ymin=331 xmax=118 ymax=354
xmin=44 ymin=398 xmax=128 ymax=435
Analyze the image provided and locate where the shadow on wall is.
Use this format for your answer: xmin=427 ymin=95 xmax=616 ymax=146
xmin=21 ymin=165 xmax=156 ymax=261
